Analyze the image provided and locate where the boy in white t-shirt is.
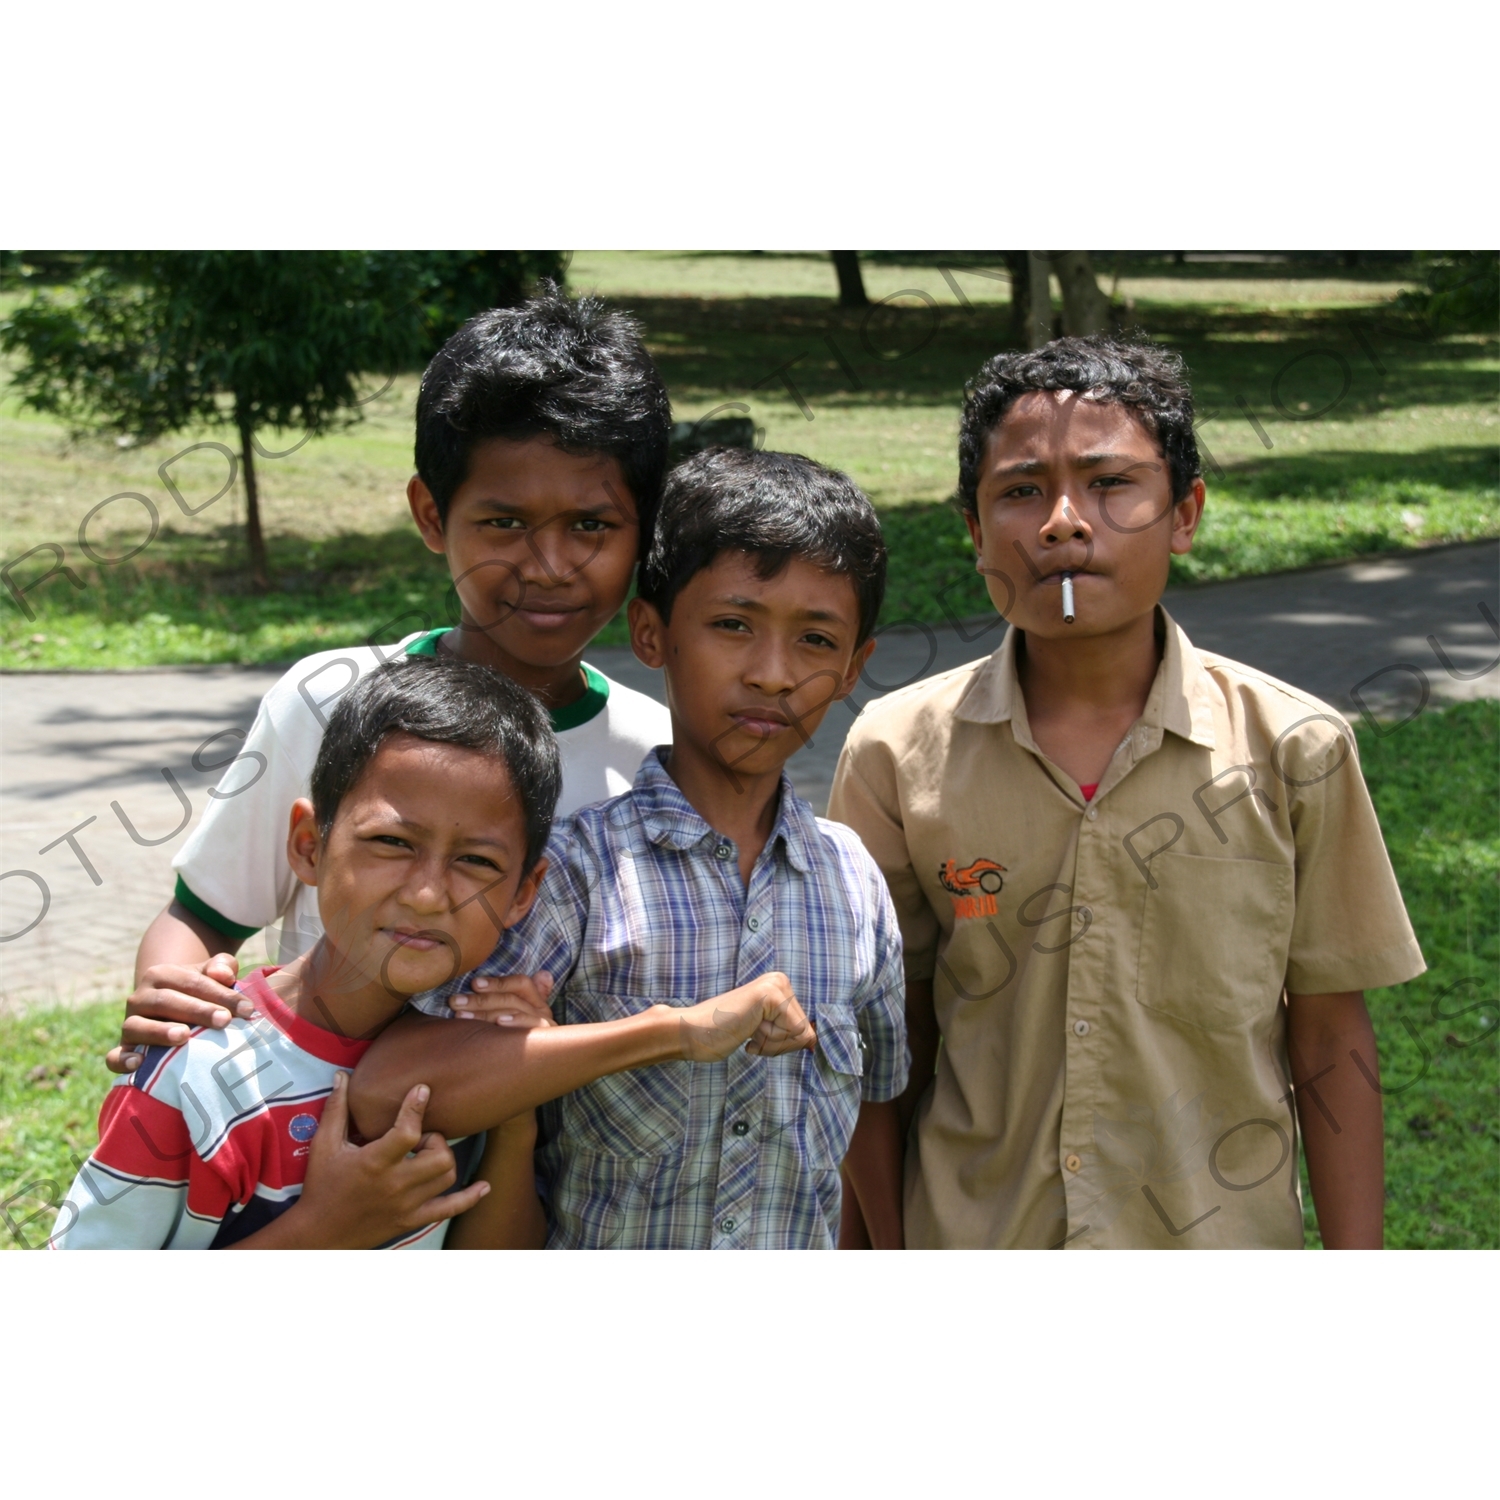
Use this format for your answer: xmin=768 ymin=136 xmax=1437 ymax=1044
xmin=106 ymin=286 xmax=673 ymax=1073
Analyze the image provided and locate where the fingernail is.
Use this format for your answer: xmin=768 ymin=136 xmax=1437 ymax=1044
xmin=123 ymin=1054 xmax=141 ymax=1070
xmin=473 ymin=977 xmax=490 ymax=989
xmin=237 ymin=999 xmax=254 ymax=1017
xmin=416 ymin=1085 xmax=430 ymax=1103
xmin=212 ymin=1009 xmax=231 ymax=1027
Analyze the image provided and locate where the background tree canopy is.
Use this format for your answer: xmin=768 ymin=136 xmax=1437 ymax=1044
xmin=0 ymin=250 xmax=562 ymax=588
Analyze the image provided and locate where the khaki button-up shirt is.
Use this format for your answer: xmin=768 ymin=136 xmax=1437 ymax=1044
xmin=828 ymin=609 xmax=1425 ymax=1249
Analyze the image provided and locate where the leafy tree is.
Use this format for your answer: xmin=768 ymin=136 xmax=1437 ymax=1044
xmin=1401 ymin=251 xmax=1499 ymax=333
xmin=1 ymin=252 xmax=431 ymax=590
xmin=405 ymin=251 xmax=568 ymax=355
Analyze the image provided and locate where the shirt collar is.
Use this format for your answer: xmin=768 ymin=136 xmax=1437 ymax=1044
xmin=632 ymin=746 xmax=818 ymax=874
xmin=954 ymin=605 xmax=1217 ymax=750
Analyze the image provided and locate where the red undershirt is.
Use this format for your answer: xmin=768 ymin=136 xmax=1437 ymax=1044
xmin=1079 ymin=783 xmax=1099 ymax=801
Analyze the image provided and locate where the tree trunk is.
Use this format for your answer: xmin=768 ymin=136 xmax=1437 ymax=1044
xmin=830 ymin=252 xmax=869 ymax=308
xmin=1026 ymin=251 xmax=1054 ymax=348
xmin=1053 ymin=251 xmax=1111 ymax=337
xmin=236 ymin=412 xmax=271 ymax=592
xmin=1003 ymin=252 xmax=1030 ymax=347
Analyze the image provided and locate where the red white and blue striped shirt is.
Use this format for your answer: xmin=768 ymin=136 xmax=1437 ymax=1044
xmin=52 ymin=969 xmax=453 ymax=1250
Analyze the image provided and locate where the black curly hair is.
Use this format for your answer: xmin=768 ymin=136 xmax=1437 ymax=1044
xmin=957 ymin=336 xmax=1201 ymax=513
xmin=414 ymin=281 xmax=671 ymax=544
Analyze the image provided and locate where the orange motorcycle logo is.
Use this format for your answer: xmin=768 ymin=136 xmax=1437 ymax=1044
xmin=939 ymin=858 xmax=1007 ymax=919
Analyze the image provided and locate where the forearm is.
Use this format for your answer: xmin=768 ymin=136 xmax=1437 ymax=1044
xmin=135 ymin=902 xmax=243 ymax=983
xmin=350 ymin=1008 xmax=686 ymax=1140
xmin=842 ymin=1099 xmax=904 ymax=1249
xmin=1288 ymin=990 xmax=1385 ymax=1249
xmin=445 ymin=1118 xmax=546 ymax=1250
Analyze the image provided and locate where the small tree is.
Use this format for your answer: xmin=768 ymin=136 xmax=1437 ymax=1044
xmin=1 ymin=252 xmax=429 ymax=590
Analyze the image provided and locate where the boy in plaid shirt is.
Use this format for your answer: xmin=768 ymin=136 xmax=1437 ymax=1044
xmin=352 ymin=450 xmax=910 ymax=1248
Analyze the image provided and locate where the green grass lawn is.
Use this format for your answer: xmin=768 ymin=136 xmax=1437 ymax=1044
xmin=4 ymin=698 xmax=1493 ymax=1251
xmin=2 ymin=254 xmax=1496 ymax=666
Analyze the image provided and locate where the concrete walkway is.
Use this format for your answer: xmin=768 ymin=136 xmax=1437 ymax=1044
xmin=2 ymin=540 xmax=1495 ymax=1015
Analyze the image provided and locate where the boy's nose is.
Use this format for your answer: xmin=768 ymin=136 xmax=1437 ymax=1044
xmin=744 ymin=641 xmax=798 ymax=696
xmin=400 ymin=861 xmax=451 ymax=914
xmin=1040 ymin=491 xmax=1091 ymax=546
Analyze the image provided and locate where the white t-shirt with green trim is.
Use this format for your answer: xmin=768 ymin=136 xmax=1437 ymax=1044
xmin=171 ymin=629 xmax=670 ymax=962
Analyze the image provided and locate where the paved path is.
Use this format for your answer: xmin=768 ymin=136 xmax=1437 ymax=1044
xmin=2 ymin=541 xmax=1494 ymax=1015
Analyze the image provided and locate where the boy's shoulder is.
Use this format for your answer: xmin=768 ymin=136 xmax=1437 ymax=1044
xmin=258 ymin=635 xmax=428 ymax=737
xmin=844 ymin=652 xmax=997 ymax=757
xmin=1187 ymin=644 xmax=1360 ymax=778
xmin=1192 ymin=646 xmax=1351 ymax=725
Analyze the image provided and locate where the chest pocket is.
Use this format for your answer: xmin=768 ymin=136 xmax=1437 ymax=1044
xmin=559 ymin=992 xmax=691 ymax=1158
xmin=795 ymin=1004 xmax=866 ymax=1168
xmin=1135 ymin=852 xmax=1294 ymax=1031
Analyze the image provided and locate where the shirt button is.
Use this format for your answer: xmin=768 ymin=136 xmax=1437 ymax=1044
xmin=1065 ymin=1154 xmax=1082 ymax=1173
xmin=747 ymin=915 xmax=761 ymax=931
xmin=1073 ymin=1018 xmax=1090 ymax=1036
xmin=720 ymin=1217 xmax=736 ymax=1234
xmin=732 ymin=1121 xmax=749 ymax=1136
xmin=1086 ymin=806 xmax=1098 ymax=821
xmin=1077 ymin=906 xmax=1093 ymax=922
xmin=714 ymin=844 xmax=732 ymax=860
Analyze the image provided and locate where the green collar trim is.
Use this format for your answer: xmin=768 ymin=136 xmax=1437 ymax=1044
xmin=551 ymin=662 xmax=610 ymax=732
xmin=403 ymin=628 xmax=450 ymax=657
xmin=401 ymin=630 xmax=608 ymax=733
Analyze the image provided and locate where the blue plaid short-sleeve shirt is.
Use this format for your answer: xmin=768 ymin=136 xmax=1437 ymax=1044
xmin=417 ymin=748 xmax=909 ymax=1249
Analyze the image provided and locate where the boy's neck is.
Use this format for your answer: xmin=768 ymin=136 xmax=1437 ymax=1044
xmin=1017 ymin=605 xmax=1162 ymax=719
xmin=1015 ymin=607 xmax=1163 ymax=791
xmin=661 ymin=732 xmax=784 ymax=887
xmin=263 ymin=940 xmax=410 ymax=1045
xmin=441 ymin=626 xmax=587 ymax=712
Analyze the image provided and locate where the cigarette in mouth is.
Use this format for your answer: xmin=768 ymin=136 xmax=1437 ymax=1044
xmin=1060 ymin=572 xmax=1076 ymax=624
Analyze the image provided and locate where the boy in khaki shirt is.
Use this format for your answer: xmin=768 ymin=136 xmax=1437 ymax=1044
xmin=829 ymin=337 xmax=1425 ymax=1249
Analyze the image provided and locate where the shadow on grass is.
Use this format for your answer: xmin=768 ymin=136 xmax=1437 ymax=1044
xmin=621 ymin=291 xmax=1496 ymax=420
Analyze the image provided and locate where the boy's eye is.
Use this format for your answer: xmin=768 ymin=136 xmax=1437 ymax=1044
xmin=1003 ymin=483 xmax=1042 ymax=500
xmin=573 ymin=517 xmax=609 ymax=533
xmin=371 ymin=835 xmax=412 ymax=850
xmin=712 ymin=617 xmax=751 ymax=632
xmin=456 ymin=853 xmax=502 ymax=872
xmin=802 ymin=632 xmax=837 ymax=650
xmin=480 ymin=516 xmax=526 ymax=531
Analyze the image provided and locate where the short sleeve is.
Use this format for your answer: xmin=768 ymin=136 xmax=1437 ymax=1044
xmin=850 ymin=857 xmax=910 ymax=1102
xmin=828 ymin=733 xmax=941 ymax=985
xmin=1282 ymin=721 xmax=1426 ymax=995
xmin=51 ymin=1082 xmax=206 ymax=1249
xmin=172 ymin=654 xmax=347 ymax=936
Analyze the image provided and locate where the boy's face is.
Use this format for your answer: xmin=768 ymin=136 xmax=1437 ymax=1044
xmin=408 ymin=436 xmax=639 ymax=673
xmin=287 ymin=734 xmax=545 ymax=1000
xmin=627 ymin=552 xmax=874 ymax=782
xmin=964 ymin=391 xmax=1205 ymax=641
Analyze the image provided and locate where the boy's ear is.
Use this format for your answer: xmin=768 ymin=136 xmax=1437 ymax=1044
xmin=407 ymin=475 xmax=447 ymax=556
xmin=1169 ymin=477 xmax=1208 ymax=556
xmin=833 ymin=637 xmax=877 ymax=701
xmin=628 ymin=596 xmax=668 ymax=669
xmin=287 ymin=799 xmax=322 ymax=887
xmin=963 ymin=507 xmax=984 ymax=558
xmin=500 ymin=857 xmax=548 ymax=929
